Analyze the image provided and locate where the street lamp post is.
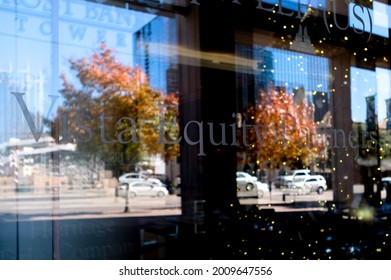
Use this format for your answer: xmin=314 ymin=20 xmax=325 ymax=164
xmin=11 ymin=147 xmax=19 ymax=260
xmin=124 ymin=187 xmax=130 ymax=213
xmin=374 ymin=122 xmax=383 ymax=207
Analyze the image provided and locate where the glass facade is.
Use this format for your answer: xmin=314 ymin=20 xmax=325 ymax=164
xmin=1 ymin=0 xmax=391 ymax=260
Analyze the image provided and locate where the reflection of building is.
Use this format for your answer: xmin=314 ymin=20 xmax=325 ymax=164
xmin=386 ymin=98 xmax=391 ymax=130
xmin=313 ymin=91 xmax=329 ymax=123
xmin=236 ymin=45 xmax=330 ymax=122
xmin=264 ymin=47 xmax=330 ymax=122
xmin=0 ymin=136 xmax=118 ymax=191
xmin=270 ymin=47 xmax=329 ymax=95
xmin=236 ymin=44 xmax=255 ymax=111
xmin=290 ymin=25 xmax=316 ymax=54
xmin=293 ymin=86 xmax=306 ymax=104
xmin=254 ymin=46 xmax=275 ymax=94
xmin=166 ymin=64 xmax=178 ymax=94
xmin=133 ymin=16 xmax=177 ymax=94
xmin=0 ymin=65 xmax=46 ymax=143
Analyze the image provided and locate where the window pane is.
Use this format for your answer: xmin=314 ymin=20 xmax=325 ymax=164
xmin=1 ymin=0 xmax=391 ymax=261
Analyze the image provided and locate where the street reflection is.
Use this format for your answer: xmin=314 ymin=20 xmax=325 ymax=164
xmin=2 ymin=183 xmax=388 ymax=220
xmin=0 ymin=186 xmax=338 ymax=221
xmin=0 ymin=190 xmax=181 ymax=220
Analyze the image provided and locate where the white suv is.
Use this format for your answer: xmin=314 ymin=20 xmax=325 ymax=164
xmin=292 ymin=175 xmax=327 ymax=195
xmin=118 ymin=172 xmax=164 ymax=188
xmin=282 ymin=169 xmax=311 ymax=187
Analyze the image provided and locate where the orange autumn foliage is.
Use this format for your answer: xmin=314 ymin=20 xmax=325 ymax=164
xmin=244 ymin=88 xmax=324 ymax=169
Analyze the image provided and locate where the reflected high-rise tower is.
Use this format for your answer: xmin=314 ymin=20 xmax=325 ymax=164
xmin=264 ymin=47 xmax=330 ymax=122
xmin=133 ymin=16 xmax=177 ymax=94
xmin=254 ymin=46 xmax=275 ymax=94
xmin=235 ymin=44 xmax=329 ymax=122
xmin=235 ymin=45 xmax=276 ymax=113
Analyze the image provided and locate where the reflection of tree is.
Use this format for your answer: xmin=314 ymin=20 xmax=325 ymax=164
xmin=243 ymin=88 xmax=324 ymax=170
xmin=161 ymin=93 xmax=180 ymax=162
xmin=52 ymin=43 xmax=179 ymax=175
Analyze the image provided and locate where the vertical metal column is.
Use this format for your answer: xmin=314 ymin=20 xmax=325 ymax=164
xmin=50 ymin=0 xmax=60 ymax=260
xmin=330 ymin=50 xmax=355 ymax=209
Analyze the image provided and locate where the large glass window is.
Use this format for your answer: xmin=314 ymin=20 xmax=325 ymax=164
xmin=1 ymin=0 xmax=391 ymax=260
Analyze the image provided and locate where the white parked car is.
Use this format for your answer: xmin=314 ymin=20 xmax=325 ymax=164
xmin=118 ymin=172 xmax=164 ymax=187
xmin=281 ymin=169 xmax=311 ymax=187
xmin=236 ymin=171 xmax=269 ymax=198
xmin=288 ymin=175 xmax=327 ymax=195
xmin=115 ymin=181 xmax=168 ymax=198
